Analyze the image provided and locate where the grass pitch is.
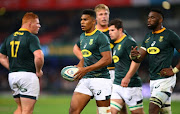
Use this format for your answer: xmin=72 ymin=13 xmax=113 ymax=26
xmin=0 ymin=94 xmax=180 ymax=114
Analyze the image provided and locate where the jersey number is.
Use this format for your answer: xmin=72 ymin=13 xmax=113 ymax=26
xmin=10 ymin=41 xmax=20 ymax=57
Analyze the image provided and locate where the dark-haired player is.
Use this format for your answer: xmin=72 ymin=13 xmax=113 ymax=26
xmin=109 ymin=18 xmax=144 ymax=114
xmin=130 ymin=9 xmax=180 ymax=114
xmin=69 ymin=9 xmax=112 ymax=114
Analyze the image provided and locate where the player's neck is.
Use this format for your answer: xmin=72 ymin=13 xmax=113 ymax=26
xmin=96 ymin=24 xmax=108 ymax=31
xmin=153 ymin=25 xmax=164 ymax=32
xmin=21 ymin=24 xmax=31 ymax=33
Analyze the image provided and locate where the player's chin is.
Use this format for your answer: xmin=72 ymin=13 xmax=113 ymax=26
xmin=101 ymin=22 xmax=107 ymax=26
xmin=81 ymin=28 xmax=86 ymax=31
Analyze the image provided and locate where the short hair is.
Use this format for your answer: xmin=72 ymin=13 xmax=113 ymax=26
xmin=108 ymin=18 xmax=123 ymax=30
xmin=94 ymin=4 xmax=110 ymax=14
xmin=82 ymin=9 xmax=96 ymax=19
xmin=150 ymin=8 xmax=164 ymax=19
xmin=22 ymin=12 xmax=39 ymax=25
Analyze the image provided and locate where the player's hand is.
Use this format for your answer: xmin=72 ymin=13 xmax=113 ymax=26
xmin=160 ymin=68 xmax=174 ymax=77
xmin=36 ymin=70 xmax=43 ymax=78
xmin=74 ymin=67 xmax=88 ymax=80
xmin=121 ymin=77 xmax=130 ymax=87
xmin=130 ymin=46 xmax=140 ymax=60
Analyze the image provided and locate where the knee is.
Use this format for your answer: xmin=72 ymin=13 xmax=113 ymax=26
xmin=131 ymin=109 xmax=145 ymax=114
xmin=14 ymin=108 xmax=22 ymax=114
xmin=149 ymin=102 xmax=160 ymax=114
xmin=160 ymin=105 xmax=171 ymax=114
xmin=69 ymin=105 xmax=80 ymax=114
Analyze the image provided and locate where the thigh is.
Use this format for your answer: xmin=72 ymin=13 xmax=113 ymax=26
xmin=21 ymin=97 xmax=37 ymax=112
xmin=70 ymin=92 xmax=91 ymax=112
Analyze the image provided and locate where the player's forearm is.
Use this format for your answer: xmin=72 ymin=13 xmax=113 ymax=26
xmin=0 ymin=53 xmax=9 ymax=70
xmin=73 ymin=44 xmax=83 ymax=60
xmin=125 ymin=61 xmax=140 ymax=79
xmin=35 ymin=57 xmax=44 ymax=72
xmin=77 ymin=58 xmax=84 ymax=67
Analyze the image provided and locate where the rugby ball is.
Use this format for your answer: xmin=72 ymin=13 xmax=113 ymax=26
xmin=61 ymin=66 xmax=79 ymax=81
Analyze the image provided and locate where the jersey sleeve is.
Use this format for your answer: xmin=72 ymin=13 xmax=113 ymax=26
xmin=141 ymin=34 xmax=149 ymax=51
xmin=97 ymin=33 xmax=111 ymax=53
xmin=76 ymin=39 xmax=80 ymax=48
xmin=126 ymin=38 xmax=137 ymax=55
xmin=29 ymin=35 xmax=41 ymax=52
xmin=0 ymin=38 xmax=7 ymax=55
xmin=169 ymin=31 xmax=180 ymax=50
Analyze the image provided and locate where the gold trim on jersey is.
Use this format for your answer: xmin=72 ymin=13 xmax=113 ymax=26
xmin=152 ymin=27 xmax=166 ymax=34
xmin=85 ymin=29 xmax=98 ymax=36
xmin=19 ymin=28 xmax=31 ymax=33
xmin=114 ymin=34 xmax=127 ymax=44
xmin=107 ymin=67 xmax=115 ymax=70
xmin=96 ymin=25 xmax=109 ymax=32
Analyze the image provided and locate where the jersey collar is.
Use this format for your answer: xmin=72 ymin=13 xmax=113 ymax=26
xmin=19 ymin=28 xmax=31 ymax=33
xmin=85 ymin=28 xmax=98 ymax=36
xmin=96 ymin=25 xmax=109 ymax=32
xmin=152 ymin=27 xmax=166 ymax=34
xmin=114 ymin=34 xmax=127 ymax=43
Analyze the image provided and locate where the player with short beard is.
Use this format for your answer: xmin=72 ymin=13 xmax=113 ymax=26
xmin=130 ymin=9 xmax=180 ymax=114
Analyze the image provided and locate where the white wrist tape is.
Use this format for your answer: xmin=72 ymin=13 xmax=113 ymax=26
xmin=172 ymin=67 xmax=179 ymax=74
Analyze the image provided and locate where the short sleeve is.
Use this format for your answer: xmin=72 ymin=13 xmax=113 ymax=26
xmin=169 ymin=31 xmax=180 ymax=50
xmin=126 ymin=38 xmax=137 ymax=54
xmin=0 ymin=38 xmax=7 ymax=55
xmin=76 ymin=39 xmax=80 ymax=48
xmin=29 ymin=35 xmax=41 ymax=52
xmin=97 ymin=33 xmax=111 ymax=52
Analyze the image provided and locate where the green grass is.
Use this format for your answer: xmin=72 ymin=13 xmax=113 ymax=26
xmin=0 ymin=94 xmax=180 ymax=114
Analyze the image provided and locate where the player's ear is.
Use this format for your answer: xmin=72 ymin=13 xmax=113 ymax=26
xmin=119 ymin=28 xmax=123 ymax=33
xmin=159 ymin=17 xmax=163 ymax=23
xmin=93 ymin=19 xmax=96 ymax=25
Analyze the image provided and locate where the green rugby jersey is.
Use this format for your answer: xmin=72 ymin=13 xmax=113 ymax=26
xmin=78 ymin=29 xmax=111 ymax=79
xmin=98 ymin=28 xmax=115 ymax=69
xmin=0 ymin=28 xmax=41 ymax=73
xmin=141 ymin=27 xmax=180 ymax=80
xmin=113 ymin=35 xmax=142 ymax=87
xmin=77 ymin=27 xmax=115 ymax=69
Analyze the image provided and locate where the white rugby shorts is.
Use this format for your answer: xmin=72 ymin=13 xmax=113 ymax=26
xmin=150 ymin=74 xmax=176 ymax=103
xmin=8 ymin=72 xmax=40 ymax=100
xmin=109 ymin=70 xmax=115 ymax=83
xmin=111 ymin=84 xmax=143 ymax=110
xmin=74 ymin=78 xmax=112 ymax=100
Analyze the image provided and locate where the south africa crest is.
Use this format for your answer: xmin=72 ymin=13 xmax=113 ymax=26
xmin=89 ymin=39 xmax=93 ymax=45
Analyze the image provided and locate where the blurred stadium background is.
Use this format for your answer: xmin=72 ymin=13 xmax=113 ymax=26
xmin=0 ymin=0 xmax=180 ymax=113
